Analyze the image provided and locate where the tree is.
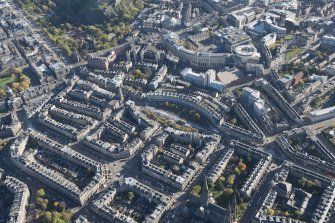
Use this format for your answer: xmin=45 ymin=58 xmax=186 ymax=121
xmin=158 ymin=146 xmax=164 ymax=153
xmin=62 ymin=45 xmax=72 ymax=56
xmin=239 ymin=163 xmax=247 ymax=171
xmin=228 ymin=175 xmax=235 ymax=186
xmin=52 ymin=218 xmax=66 ymax=223
xmin=43 ymin=211 xmax=52 ymax=223
xmin=35 ymin=210 xmax=42 ymax=221
xmin=17 ymin=86 xmax=24 ymax=92
xmin=311 ymin=96 xmax=322 ymax=108
xmin=0 ymin=89 xmax=6 ymax=98
xmin=294 ymin=210 xmax=302 ymax=219
xmin=222 ymin=188 xmax=234 ymax=197
xmin=192 ymin=185 xmax=202 ymax=196
xmin=173 ymin=165 xmax=180 ymax=174
xmin=37 ymin=188 xmax=46 ymax=197
xmin=217 ymin=179 xmax=225 ymax=190
xmin=11 ymin=67 xmax=22 ymax=75
xmin=297 ymin=80 xmax=304 ymax=88
xmin=316 ymin=51 xmax=323 ymax=60
xmin=52 ymin=211 xmax=62 ymax=219
xmin=12 ymin=82 xmax=20 ymax=89
xmin=267 ymin=208 xmax=275 ymax=216
xmin=284 ymin=211 xmax=290 ymax=217
xmin=163 ymin=101 xmax=170 ymax=107
xmin=58 ymin=201 xmax=66 ymax=212
xmin=134 ymin=69 xmax=142 ymax=76
xmin=247 ymin=154 xmax=252 ymax=163
xmin=290 ymin=137 xmax=301 ymax=146
xmin=238 ymin=203 xmax=248 ymax=215
xmin=41 ymin=5 xmax=49 ymax=12
xmin=36 ymin=197 xmax=48 ymax=210
xmin=64 ymin=23 xmax=72 ymax=30
xmin=230 ymin=118 xmax=237 ymax=125
xmin=20 ymin=75 xmax=31 ymax=84
xmin=298 ymin=177 xmax=307 ymax=188
xmin=306 ymin=180 xmax=314 ymax=188
xmin=234 ymin=167 xmax=241 ymax=176
xmin=194 ymin=112 xmax=201 ymax=121
xmin=219 ymin=176 xmax=225 ymax=183
xmin=313 ymin=179 xmax=321 ymax=187
xmin=21 ymin=81 xmax=29 ymax=90
xmin=61 ymin=210 xmax=73 ymax=222
xmin=128 ymin=191 xmax=135 ymax=201
xmin=53 ymin=201 xmax=60 ymax=209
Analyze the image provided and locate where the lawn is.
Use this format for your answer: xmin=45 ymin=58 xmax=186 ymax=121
xmin=286 ymin=47 xmax=304 ymax=60
xmin=0 ymin=75 xmax=16 ymax=87
xmin=284 ymin=35 xmax=293 ymax=40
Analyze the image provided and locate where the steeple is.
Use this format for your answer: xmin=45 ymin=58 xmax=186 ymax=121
xmin=231 ymin=193 xmax=237 ymax=221
xmin=200 ymin=179 xmax=209 ymax=206
xmin=226 ymin=203 xmax=233 ymax=223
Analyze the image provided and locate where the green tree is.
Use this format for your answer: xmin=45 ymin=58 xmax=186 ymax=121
xmin=267 ymin=208 xmax=275 ymax=216
xmin=230 ymin=118 xmax=237 ymax=125
xmin=0 ymin=89 xmax=6 ymax=98
xmin=12 ymin=82 xmax=20 ymax=89
xmin=43 ymin=211 xmax=52 ymax=223
xmin=134 ymin=69 xmax=142 ymax=76
xmin=238 ymin=203 xmax=248 ymax=215
xmin=37 ymin=188 xmax=46 ymax=197
xmin=227 ymin=175 xmax=235 ymax=185
xmin=17 ymin=86 xmax=24 ymax=92
xmin=222 ymin=188 xmax=234 ymax=197
xmin=52 ymin=218 xmax=66 ymax=223
xmin=41 ymin=5 xmax=49 ymax=12
xmin=192 ymin=185 xmax=202 ymax=196
xmin=298 ymin=177 xmax=307 ymax=188
xmin=20 ymin=75 xmax=31 ymax=84
xmin=294 ymin=210 xmax=302 ymax=219
xmin=52 ymin=211 xmax=62 ymax=219
xmin=128 ymin=191 xmax=135 ymax=201
xmin=61 ymin=211 xmax=73 ymax=222
xmin=234 ymin=167 xmax=241 ymax=176
xmin=21 ymin=81 xmax=29 ymax=90
xmin=313 ymin=179 xmax=321 ymax=187
xmin=53 ymin=201 xmax=60 ymax=209
xmin=284 ymin=211 xmax=290 ymax=217
xmin=311 ymin=96 xmax=322 ymax=108
xmin=36 ymin=197 xmax=48 ymax=210
xmin=11 ymin=67 xmax=22 ymax=75
xmin=64 ymin=23 xmax=72 ymax=30
xmin=219 ymin=176 xmax=225 ymax=183
xmin=62 ymin=45 xmax=72 ymax=56
xmin=297 ymin=80 xmax=304 ymax=88
xmin=247 ymin=153 xmax=252 ymax=161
